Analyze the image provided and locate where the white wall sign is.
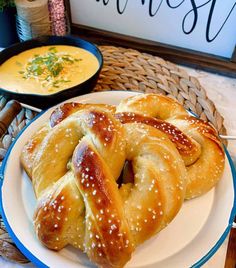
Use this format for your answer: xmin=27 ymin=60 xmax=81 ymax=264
xmin=70 ymin=0 xmax=236 ymax=58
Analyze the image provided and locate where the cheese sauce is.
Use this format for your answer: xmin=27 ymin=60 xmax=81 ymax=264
xmin=0 ymin=45 xmax=99 ymax=95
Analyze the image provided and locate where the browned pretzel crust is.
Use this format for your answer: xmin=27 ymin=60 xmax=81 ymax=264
xmin=116 ymin=94 xmax=225 ymax=199
xmin=20 ymin=93 xmax=225 ymax=267
xmin=21 ymin=100 xmax=187 ymax=267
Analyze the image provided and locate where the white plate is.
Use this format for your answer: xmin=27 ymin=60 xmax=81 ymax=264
xmin=0 ymin=91 xmax=235 ymax=268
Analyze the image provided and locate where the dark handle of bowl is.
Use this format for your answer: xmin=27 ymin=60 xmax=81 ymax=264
xmin=0 ymin=100 xmax=22 ymax=138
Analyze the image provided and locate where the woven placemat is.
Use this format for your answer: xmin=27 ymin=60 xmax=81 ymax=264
xmin=0 ymin=45 xmax=227 ymax=264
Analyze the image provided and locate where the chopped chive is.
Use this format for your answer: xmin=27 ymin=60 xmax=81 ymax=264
xmin=16 ymin=61 xmax=22 ymax=66
xmin=18 ymin=48 xmax=80 ymax=88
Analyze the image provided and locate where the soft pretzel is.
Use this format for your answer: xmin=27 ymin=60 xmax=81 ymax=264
xmin=116 ymin=93 xmax=225 ymax=199
xmin=21 ymin=103 xmax=115 ymax=179
xmin=21 ymin=105 xmax=187 ymax=268
xmin=119 ymin=123 xmax=187 ymax=246
xmin=115 ymin=112 xmax=201 ymax=166
xmin=22 ymin=107 xmax=131 ymax=267
xmin=25 ymin=101 xmax=201 ymax=168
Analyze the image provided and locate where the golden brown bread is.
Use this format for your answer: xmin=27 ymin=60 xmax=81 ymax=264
xmin=21 ymin=103 xmax=187 ymax=268
xmin=21 ymin=103 xmax=115 ymax=179
xmin=23 ymin=107 xmax=132 ymax=267
xmin=20 ymin=93 xmax=225 ymax=267
xmin=115 ymin=112 xmax=201 ymax=166
xmin=50 ymin=102 xmax=115 ymax=127
xmin=116 ymin=93 xmax=225 ymax=199
xmin=119 ymin=123 xmax=187 ymax=246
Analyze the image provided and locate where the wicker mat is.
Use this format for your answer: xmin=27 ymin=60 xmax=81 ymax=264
xmin=0 ymin=45 xmax=227 ymax=264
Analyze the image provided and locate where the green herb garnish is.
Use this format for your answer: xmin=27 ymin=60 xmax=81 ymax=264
xmin=16 ymin=61 xmax=22 ymax=67
xmin=48 ymin=47 xmax=57 ymax=53
xmin=19 ymin=47 xmax=82 ymax=89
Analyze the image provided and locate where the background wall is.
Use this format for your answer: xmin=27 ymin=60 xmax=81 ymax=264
xmin=70 ymin=0 xmax=236 ymax=58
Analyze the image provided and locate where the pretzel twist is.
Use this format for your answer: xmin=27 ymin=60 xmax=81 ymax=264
xmin=116 ymin=93 xmax=225 ymax=199
xmin=21 ymin=105 xmax=187 ymax=268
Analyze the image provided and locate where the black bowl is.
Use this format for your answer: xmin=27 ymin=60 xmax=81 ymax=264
xmin=0 ymin=35 xmax=103 ymax=109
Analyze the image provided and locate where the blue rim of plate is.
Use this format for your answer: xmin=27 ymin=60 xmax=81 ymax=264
xmin=0 ymin=109 xmax=49 ymax=268
xmin=0 ymin=93 xmax=235 ymax=268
